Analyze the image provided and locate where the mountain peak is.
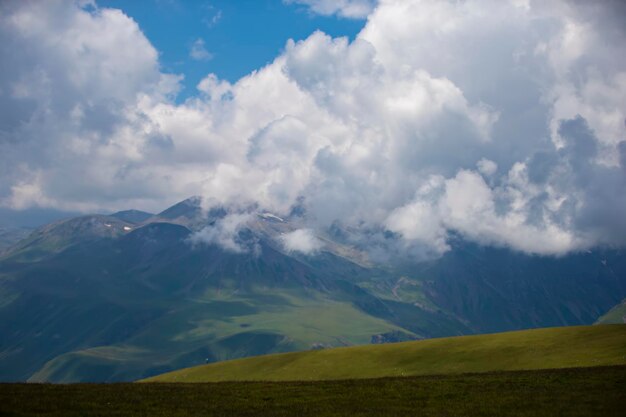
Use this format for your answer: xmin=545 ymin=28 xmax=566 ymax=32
xmin=157 ymin=196 xmax=203 ymax=220
xmin=110 ymin=209 xmax=154 ymax=224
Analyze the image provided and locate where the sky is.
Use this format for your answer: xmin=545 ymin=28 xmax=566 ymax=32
xmin=0 ymin=0 xmax=625 ymax=258
xmin=96 ymin=0 xmax=366 ymax=100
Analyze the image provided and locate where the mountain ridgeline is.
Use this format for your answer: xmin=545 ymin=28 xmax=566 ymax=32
xmin=0 ymin=197 xmax=625 ymax=382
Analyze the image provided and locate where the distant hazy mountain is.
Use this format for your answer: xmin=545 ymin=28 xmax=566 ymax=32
xmin=417 ymin=240 xmax=626 ymax=332
xmin=0 ymin=197 xmax=624 ymax=382
xmin=0 ymin=226 xmax=32 ymax=253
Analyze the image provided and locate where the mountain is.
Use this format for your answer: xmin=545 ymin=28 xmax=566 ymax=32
xmin=416 ymin=241 xmax=626 ymax=332
xmin=0 ymin=226 xmax=32 ymax=253
xmin=110 ymin=210 xmax=154 ymax=224
xmin=149 ymin=196 xmax=207 ymax=229
xmin=144 ymin=324 xmax=626 ymax=382
xmin=0 ymin=197 xmax=625 ymax=382
xmin=2 ymin=214 xmax=135 ymax=261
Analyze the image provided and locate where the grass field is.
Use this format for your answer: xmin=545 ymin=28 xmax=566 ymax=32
xmin=176 ymin=289 xmax=411 ymax=347
xmin=0 ymin=366 xmax=624 ymax=417
xmin=145 ymin=324 xmax=626 ymax=382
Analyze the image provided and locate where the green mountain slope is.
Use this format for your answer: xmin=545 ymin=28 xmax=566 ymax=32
xmin=3 ymin=220 xmax=467 ymax=383
xmin=144 ymin=325 xmax=626 ymax=382
xmin=596 ymin=300 xmax=626 ymax=324
xmin=1 ymin=198 xmax=626 ymax=383
xmin=26 ymin=290 xmax=417 ymax=383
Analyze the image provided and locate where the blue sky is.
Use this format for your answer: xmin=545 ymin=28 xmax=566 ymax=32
xmin=98 ymin=0 xmax=366 ymax=101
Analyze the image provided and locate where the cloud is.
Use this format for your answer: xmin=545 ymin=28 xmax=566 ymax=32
xmin=0 ymin=0 xmax=625 ymax=258
xmin=477 ymin=158 xmax=498 ymax=177
xmin=201 ymin=5 xmax=222 ymax=28
xmin=281 ymin=228 xmax=323 ymax=254
xmin=284 ymin=0 xmax=377 ymax=19
xmin=190 ymin=38 xmax=213 ymax=61
xmin=0 ymin=0 xmax=177 ymax=213
xmin=189 ymin=213 xmax=256 ymax=253
xmin=386 ymin=169 xmax=581 ymax=256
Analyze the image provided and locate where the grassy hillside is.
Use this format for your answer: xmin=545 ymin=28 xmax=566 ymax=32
xmin=596 ymin=299 xmax=626 ymax=324
xmin=145 ymin=324 xmax=626 ymax=382
xmin=2 ymin=366 xmax=625 ymax=417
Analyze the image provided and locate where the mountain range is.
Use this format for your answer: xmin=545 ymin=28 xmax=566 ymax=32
xmin=0 ymin=197 xmax=625 ymax=382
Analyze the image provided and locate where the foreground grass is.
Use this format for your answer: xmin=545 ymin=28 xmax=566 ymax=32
xmin=145 ymin=325 xmax=626 ymax=382
xmin=1 ymin=366 xmax=625 ymax=417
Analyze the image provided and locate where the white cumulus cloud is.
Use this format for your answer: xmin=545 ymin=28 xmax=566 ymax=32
xmin=1 ymin=0 xmax=625 ymax=258
xmin=189 ymin=213 xmax=254 ymax=253
xmin=281 ymin=229 xmax=324 ymax=254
